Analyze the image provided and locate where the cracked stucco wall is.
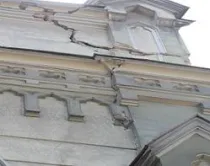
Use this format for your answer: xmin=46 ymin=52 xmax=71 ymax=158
xmin=0 ymin=92 xmax=136 ymax=166
xmin=0 ymin=1 xmax=191 ymax=65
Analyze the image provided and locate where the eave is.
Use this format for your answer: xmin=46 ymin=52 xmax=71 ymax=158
xmin=85 ymin=0 xmax=189 ymax=19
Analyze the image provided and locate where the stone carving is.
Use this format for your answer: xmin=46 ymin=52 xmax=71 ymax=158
xmin=39 ymin=70 xmax=66 ymax=80
xmin=134 ymin=78 xmax=161 ymax=87
xmin=79 ymin=75 xmax=105 ymax=84
xmin=0 ymin=66 xmax=26 ymax=75
xmin=173 ymin=83 xmax=199 ymax=92
xmin=192 ymin=154 xmax=210 ymax=166
xmin=109 ymin=104 xmax=133 ymax=129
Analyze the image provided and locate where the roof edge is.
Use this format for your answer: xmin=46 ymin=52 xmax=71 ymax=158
xmin=85 ymin=0 xmax=189 ymax=18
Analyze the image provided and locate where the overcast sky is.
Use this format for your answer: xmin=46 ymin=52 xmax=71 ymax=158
xmin=43 ymin=0 xmax=210 ymax=68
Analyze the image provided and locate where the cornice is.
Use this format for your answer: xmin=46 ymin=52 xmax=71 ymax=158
xmin=97 ymin=56 xmax=210 ymax=85
xmin=0 ymin=0 xmax=191 ymax=28
xmin=157 ymin=17 xmax=194 ymax=28
xmin=2 ymin=48 xmax=210 ymax=115
xmin=85 ymin=0 xmax=189 ymax=19
xmin=1 ymin=48 xmax=210 ymax=85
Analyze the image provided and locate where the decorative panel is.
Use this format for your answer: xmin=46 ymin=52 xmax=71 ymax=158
xmin=129 ymin=26 xmax=159 ymax=53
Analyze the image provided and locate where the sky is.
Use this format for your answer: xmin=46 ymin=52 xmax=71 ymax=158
xmin=173 ymin=0 xmax=210 ymax=68
xmin=43 ymin=0 xmax=210 ymax=68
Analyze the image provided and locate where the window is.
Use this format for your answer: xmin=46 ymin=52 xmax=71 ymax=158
xmin=128 ymin=24 xmax=166 ymax=61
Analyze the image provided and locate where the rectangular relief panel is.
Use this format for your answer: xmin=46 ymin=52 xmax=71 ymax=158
xmin=129 ymin=26 xmax=160 ymax=53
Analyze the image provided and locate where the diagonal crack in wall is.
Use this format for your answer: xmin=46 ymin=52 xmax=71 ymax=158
xmin=52 ymin=20 xmax=113 ymax=50
xmin=30 ymin=5 xmax=182 ymax=58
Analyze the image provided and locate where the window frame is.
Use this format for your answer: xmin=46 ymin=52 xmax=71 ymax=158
xmin=127 ymin=23 xmax=166 ymax=61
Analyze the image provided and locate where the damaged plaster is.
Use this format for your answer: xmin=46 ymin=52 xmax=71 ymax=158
xmin=0 ymin=1 xmax=190 ymax=64
xmin=28 ymin=4 xmax=165 ymax=58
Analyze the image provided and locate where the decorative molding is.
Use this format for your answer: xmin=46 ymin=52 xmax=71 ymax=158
xmin=192 ymin=154 xmax=210 ymax=166
xmin=79 ymin=97 xmax=111 ymax=106
xmin=199 ymin=102 xmax=210 ymax=115
xmin=39 ymin=70 xmax=66 ymax=80
xmin=130 ymin=115 xmax=210 ymax=166
xmin=0 ymin=81 xmax=115 ymax=102
xmin=116 ymin=85 xmax=206 ymax=107
xmin=86 ymin=0 xmax=189 ymax=19
xmin=108 ymin=11 xmax=127 ymax=22
xmin=0 ymin=66 xmax=26 ymax=75
xmin=127 ymin=24 xmax=167 ymax=58
xmin=0 ymin=88 xmax=24 ymax=96
xmin=134 ymin=78 xmax=161 ymax=87
xmin=88 ymin=0 xmax=192 ymax=28
xmin=0 ymin=0 xmax=193 ymax=62
xmin=0 ymin=62 xmax=111 ymax=88
xmin=66 ymin=98 xmax=84 ymax=122
xmin=79 ymin=75 xmax=105 ymax=85
xmin=149 ymin=115 xmax=210 ymax=157
xmin=105 ymin=6 xmax=127 ymax=21
xmin=24 ymin=92 xmax=40 ymax=117
xmin=157 ymin=18 xmax=194 ymax=28
xmin=112 ymin=73 xmax=210 ymax=106
xmin=173 ymin=83 xmax=199 ymax=92
xmin=38 ymin=92 xmax=67 ymax=102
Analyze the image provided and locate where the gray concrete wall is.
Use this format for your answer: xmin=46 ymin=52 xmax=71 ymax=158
xmin=0 ymin=92 xmax=136 ymax=166
xmin=0 ymin=0 xmax=192 ymax=65
xmin=0 ymin=1 xmax=198 ymax=165
xmin=129 ymin=101 xmax=199 ymax=147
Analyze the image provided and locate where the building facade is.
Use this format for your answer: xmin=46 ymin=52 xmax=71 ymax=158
xmin=0 ymin=0 xmax=209 ymax=166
